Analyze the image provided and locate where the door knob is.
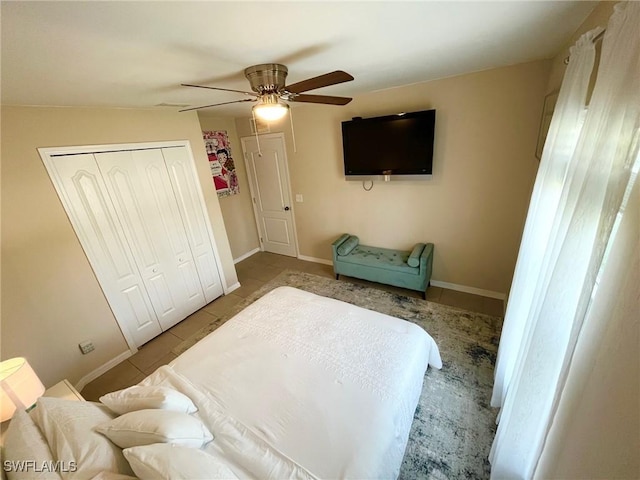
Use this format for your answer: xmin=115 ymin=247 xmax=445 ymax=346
xmin=284 ymin=206 xmax=290 ymax=211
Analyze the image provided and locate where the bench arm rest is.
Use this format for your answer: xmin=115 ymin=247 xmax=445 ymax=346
xmin=332 ymin=234 xmax=351 ymax=258
xmin=420 ymin=243 xmax=434 ymax=273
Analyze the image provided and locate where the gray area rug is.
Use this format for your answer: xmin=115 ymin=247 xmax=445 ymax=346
xmin=174 ymin=270 xmax=501 ymax=479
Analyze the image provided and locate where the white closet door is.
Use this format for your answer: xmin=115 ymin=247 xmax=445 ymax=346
xmin=96 ymin=149 xmax=206 ymax=330
xmin=161 ymin=146 xmax=224 ymax=302
xmin=49 ymin=154 xmax=163 ymax=346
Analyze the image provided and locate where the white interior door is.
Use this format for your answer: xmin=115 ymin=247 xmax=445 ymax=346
xmin=47 ymin=153 xmax=163 ymax=346
xmin=241 ymin=134 xmax=297 ymax=257
xmin=95 ymin=149 xmax=207 ymax=331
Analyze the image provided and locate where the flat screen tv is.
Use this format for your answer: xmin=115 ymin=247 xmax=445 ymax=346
xmin=341 ymin=109 xmax=435 ymax=180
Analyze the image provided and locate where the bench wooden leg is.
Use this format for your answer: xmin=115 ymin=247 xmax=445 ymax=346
xmin=422 ymin=282 xmax=431 ymax=300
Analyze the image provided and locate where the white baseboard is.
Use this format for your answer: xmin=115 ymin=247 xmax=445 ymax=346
xmin=233 ymin=248 xmax=260 ymax=264
xmin=430 ymin=280 xmax=506 ymax=300
xmin=297 ymin=254 xmax=332 ymax=266
xmin=226 ymin=281 xmax=241 ymax=293
xmin=236 ymin=250 xmax=332 ymax=267
xmin=238 ymin=251 xmax=504 ymax=300
xmin=74 ymin=349 xmax=135 ymax=392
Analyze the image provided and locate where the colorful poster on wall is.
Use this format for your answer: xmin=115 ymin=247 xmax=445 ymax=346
xmin=202 ymin=130 xmax=239 ymax=197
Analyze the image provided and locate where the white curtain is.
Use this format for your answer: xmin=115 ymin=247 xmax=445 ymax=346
xmin=489 ymin=2 xmax=640 ymax=479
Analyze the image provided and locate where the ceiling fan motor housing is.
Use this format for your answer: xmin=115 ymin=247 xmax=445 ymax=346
xmin=181 ymin=64 xmax=353 ymax=112
xmin=244 ymin=64 xmax=288 ymax=94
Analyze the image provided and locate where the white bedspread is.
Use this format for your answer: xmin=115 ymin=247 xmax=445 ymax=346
xmin=141 ymin=286 xmax=442 ymax=479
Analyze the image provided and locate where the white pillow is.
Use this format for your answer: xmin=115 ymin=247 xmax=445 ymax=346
xmin=89 ymin=474 xmax=137 ymax=480
xmin=95 ymin=410 xmax=213 ymax=449
xmin=32 ymin=397 xmax=134 ymax=479
xmin=123 ymin=444 xmax=239 ymax=480
xmin=99 ymin=386 xmax=197 ymax=415
xmin=3 ymin=409 xmax=61 ymax=480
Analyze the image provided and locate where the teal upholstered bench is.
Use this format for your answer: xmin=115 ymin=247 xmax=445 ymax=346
xmin=332 ymin=234 xmax=434 ymax=299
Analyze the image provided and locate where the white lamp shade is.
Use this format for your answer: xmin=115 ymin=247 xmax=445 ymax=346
xmin=0 ymin=357 xmax=45 ymax=422
xmin=252 ymin=94 xmax=289 ymax=122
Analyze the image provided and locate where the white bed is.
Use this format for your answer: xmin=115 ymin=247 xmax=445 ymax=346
xmin=4 ymin=287 xmax=441 ymax=480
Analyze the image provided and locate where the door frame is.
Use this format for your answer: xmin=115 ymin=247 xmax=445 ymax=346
xmin=38 ymin=140 xmax=228 ymax=352
xmin=240 ymin=132 xmax=300 ymax=258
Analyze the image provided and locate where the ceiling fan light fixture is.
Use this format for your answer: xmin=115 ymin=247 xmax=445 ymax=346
xmin=253 ymin=94 xmax=289 ymax=122
xmin=182 ymin=65 xmax=353 ymax=114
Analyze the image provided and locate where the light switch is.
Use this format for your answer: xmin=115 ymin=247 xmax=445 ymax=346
xmin=295 ymin=194 xmax=303 ymax=203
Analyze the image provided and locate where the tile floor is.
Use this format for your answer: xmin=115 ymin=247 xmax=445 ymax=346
xmin=81 ymin=252 xmax=504 ymax=400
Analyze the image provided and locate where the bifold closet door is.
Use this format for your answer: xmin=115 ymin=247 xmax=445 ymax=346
xmin=50 ymin=154 xmax=163 ymax=346
xmin=162 ymin=147 xmax=224 ymax=303
xmin=96 ymin=149 xmax=207 ymax=331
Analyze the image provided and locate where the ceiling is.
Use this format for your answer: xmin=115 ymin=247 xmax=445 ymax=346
xmin=1 ymin=1 xmax=596 ymax=116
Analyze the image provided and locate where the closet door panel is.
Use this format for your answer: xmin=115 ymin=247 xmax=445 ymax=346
xmin=178 ymin=262 xmax=204 ymax=301
xmin=122 ymin=285 xmax=161 ymax=331
xmin=97 ymin=151 xmax=182 ymax=328
xmin=194 ymin=254 xmax=221 ymax=300
xmin=104 ymin=167 xmax=161 ymax=271
xmin=74 ymin=171 xmax=134 ymax=279
xmin=162 ymin=147 xmax=224 ymax=302
xmin=144 ymin=163 xmax=191 ymax=262
xmin=148 ymin=274 xmax=177 ymax=316
xmin=50 ymin=154 xmax=162 ymax=346
xmin=134 ymin=149 xmax=207 ymax=321
xmin=96 ymin=150 xmax=206 ymax=330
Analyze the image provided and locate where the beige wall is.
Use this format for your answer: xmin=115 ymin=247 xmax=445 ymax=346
xmin=237 ymin=60 xmax=549 ymax=295
xmin=536 ymin=3 xmax=639 ymax=477
xmin=0 ymin=106 xmax=237 ymax=388
xmin=197 ymin=114 xmax=260 ymax=260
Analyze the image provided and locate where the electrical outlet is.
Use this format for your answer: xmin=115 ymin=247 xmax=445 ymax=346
xmin=79 ymin=341 xmax=95 ymax=355
xmin=295 ymin=194 xmax=303 ymax=203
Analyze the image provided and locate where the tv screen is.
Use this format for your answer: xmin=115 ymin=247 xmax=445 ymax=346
xmin=341 ymin=109 xmax=435 ymax=177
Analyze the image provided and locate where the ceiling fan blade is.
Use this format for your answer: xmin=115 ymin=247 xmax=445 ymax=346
xmin=285 ymin=71 xmax=354 ymax=94
xmin=179 ymin=98 xmax=256 ymax=112
xmin=288 ymin=94 xmax=352 ymax=106
xmin=181 ymin=83 xmax=258 ymax=96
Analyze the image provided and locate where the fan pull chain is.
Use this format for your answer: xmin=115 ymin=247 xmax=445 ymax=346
xmin=251 ymin=111 xmax=263 ymax=157
xmin=289 ymin=108 xmax=297 ymax=153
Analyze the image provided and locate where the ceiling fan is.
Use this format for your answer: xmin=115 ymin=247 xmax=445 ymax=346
xmin=180 ymin=63 xmax=354 ymax=121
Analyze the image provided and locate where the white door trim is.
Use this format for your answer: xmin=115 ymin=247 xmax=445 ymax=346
xmin=240 ymin=132 xmax=300 ymax=257
xmin=38 ymin=140 xmax=227 ymax=351
xmin=39 ymin=140 xmax=194 ymax=156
